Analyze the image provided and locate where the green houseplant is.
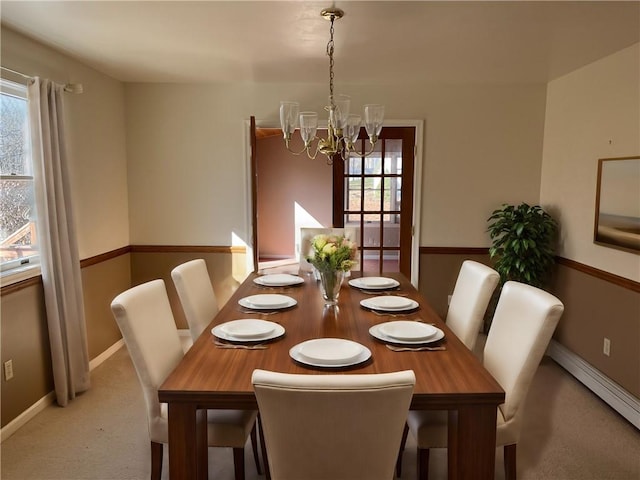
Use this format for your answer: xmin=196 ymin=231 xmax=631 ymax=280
xmin=487 ymin=203 xmax=558 ymax=288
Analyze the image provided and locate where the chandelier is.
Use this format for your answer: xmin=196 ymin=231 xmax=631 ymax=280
xmin=279 ymin=7 xmax=384 ymax=164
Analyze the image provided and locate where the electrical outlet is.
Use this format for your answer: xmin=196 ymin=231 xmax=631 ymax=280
xmin=4 ymin=359 xmax=14 ymax=381
xmin=447 ymin=294 xmax=452 ymax=305
xmin=603 ymin=338 xmax=611 ymax=357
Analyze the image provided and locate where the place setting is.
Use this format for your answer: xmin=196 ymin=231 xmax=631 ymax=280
xmin=236 ymin=293 xmax=298 ymax=315
xmin=253 ymin=273 xmax=305 ymax=290
xmin=289 ymin=337 xmax=372 ymax=369
xmin=348 ymin=276 xmax=402 ymax=295
xmin=359 ymin=294 xmax=420 ymax=316
xmin=212 ymin=318 xmax=285 ymax=349
xmin=369 ymin=320 xmax=446 ymax=352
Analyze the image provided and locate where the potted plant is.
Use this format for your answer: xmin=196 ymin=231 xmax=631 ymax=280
xmin=487 ymin=203 xmax=558 ymax=288
xmin=483 ymin=203 xmax=558 ymax=332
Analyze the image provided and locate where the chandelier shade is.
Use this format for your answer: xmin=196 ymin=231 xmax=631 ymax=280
xmin=279 ymin=6 xmax=384 ymax=163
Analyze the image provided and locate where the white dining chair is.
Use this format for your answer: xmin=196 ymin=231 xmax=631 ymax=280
xmin=252 ymin=369 xmax=415 ymax=480
xmin=111 ymin=279 xmax=260 ymax=480
xmin=446 ymin=260 xmax=500 ymax=351
xmin=171 ymin=258 xmax=219 ymax=343
xmin=404 ymin=281 xmax=564 ymax=480
xmin=395 ymin=260 xmax=499 ymax=477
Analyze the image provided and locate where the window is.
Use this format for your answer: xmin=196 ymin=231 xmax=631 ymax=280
xmin=0 ymin=78 xmax=39 ymax=278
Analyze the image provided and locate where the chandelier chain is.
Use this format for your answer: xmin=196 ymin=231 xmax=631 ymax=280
xmin=327 ymin=14 xmax=335 ymax=104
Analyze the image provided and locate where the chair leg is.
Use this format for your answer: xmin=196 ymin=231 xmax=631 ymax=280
xmin=233 ymin=447 xmax=246 ymax=480
xmin=504 ymin=444 xmax=517 ymax=480
xmin=258 ymin=414 xmax=271 ymax=480
xmin=417 ymin=447 xmax=430 ymax=480
xmin=150 ymin=441 xmax=163 ymax=480
xmin=250 ymin=422 xmax=262 ymax=474
xmin=396 ymin=422 xmax=409 ymax=477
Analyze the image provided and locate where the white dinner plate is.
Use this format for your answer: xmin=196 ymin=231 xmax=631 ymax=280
xmin=348 ymin=276 xmax=400 ymax=290
xmin=360 ymin=296 xmax=419 ymax=312
xmin=253 ymin=274 xmax=305 ymax=287
xmin=238 ymin=294 xmax=297 ymax=310
xmin=212 ymin=320 xmax=285 ymax=343
xmin=378 ymin=321 xmax=438 ymax=341
xmin=369 ymin=323 xmax=445 ymax=345
xmin=218 ymin=319 xmax=276 ymax=339
xmin=290 ymin=338 xmax=371 ymax=368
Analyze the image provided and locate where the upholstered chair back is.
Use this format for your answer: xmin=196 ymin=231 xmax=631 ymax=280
xmin=171 ymin=259 xmax=219 ymax=342
xmin=445 ymin=260 xmax=499 ymax=351
xmin=484 ymin=281 xmax=564 ymax=445
xmin=110 ymin=279 xmax=183 ymax=443
xmin=253 ymin=369 xmax=415 ymax=480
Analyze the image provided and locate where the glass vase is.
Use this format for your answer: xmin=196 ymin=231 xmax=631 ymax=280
xmin=318 ymin=269 xmax=345 ymax=306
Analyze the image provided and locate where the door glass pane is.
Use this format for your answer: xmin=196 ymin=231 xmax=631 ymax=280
xmin=383 ymin=178 xmax=393 ymax=211
xmin=364 ymin=147 xmax=382 ymax=174
xmin=347 ymin=154 xmax=362 ymax=175
xmin=384 ymin=140 xmax=402 ymax=174
xmin=363 ymin=177 xmax=381 ymax=216
xmin=383 ymin=224 xmax=400 ymax=247
xmin=346 ymin=177 xmax=361 ymax=215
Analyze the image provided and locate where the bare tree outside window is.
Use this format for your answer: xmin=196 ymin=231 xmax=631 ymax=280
xmin=0 ymin=80 xmax=38 ymax=270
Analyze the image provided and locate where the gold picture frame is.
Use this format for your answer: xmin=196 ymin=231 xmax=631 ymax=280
xmin=593 ymin=156 xmax=640 ymax=254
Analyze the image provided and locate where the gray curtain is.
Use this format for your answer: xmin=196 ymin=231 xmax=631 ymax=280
xmin=28 ymin=77 xmax=90 ymax=406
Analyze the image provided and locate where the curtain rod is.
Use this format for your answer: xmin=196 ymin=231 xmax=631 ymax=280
xmin=1 ymin=66 xmax=83 ymax=94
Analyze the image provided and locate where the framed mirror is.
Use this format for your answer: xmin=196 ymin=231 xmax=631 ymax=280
xmin=593 ymin=156 xmax=640 ymax=254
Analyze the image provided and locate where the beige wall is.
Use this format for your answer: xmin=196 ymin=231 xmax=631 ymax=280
xmin=0 ymin=284 xmax=52 ymax=427
xmin=540 ymin=43 xmax=640 ymax=282
xmin=541 ymin=43 xmax=640 ymax=396
xmin=124 ymin=82 xmax=547 ymax=249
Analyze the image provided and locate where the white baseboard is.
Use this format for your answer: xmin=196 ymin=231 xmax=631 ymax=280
xmin=1 ymin=338 xmax=125 ymax=443
xmin=548 ymin=340 xmax=640 ymax=429
xmin=0 ymin=391 xmax=56 ymax=442
xmin=89 ymin=338 xmax=124 ymax=371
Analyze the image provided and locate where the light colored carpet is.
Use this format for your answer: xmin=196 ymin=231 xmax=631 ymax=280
xmin=1 ymin=342 xmax=639 ymax=480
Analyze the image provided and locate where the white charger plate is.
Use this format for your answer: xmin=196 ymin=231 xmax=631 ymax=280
xmin=369 ymin=323 xmax=445 ymax=345
xmin=253 ymin=274 xmax=305 ymax=287
xmin=378 ymin=321 xmax=438 ymax=341
xmin=290 ymin=338 xmax=371 ymax=368
xmin=348 ymin=276 xmax=400 ymax=290
xmin=360 ymin=296 xmax=419 ymax=312
xmin=212 ymin=320 xmax=285 ymax=343
xmin=238 ymin=294 xmax=297 ymax=310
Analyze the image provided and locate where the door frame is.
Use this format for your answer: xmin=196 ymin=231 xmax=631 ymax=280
xmin=244 ymin=118 xmax=424 ymax=287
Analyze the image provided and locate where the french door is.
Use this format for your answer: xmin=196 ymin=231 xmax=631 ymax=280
xmin=332 ymin=126 xmax=415 ymax=278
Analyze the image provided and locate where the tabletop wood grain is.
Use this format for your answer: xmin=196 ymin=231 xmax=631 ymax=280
xmin=159 ymin=272 xmax=504 ymax=410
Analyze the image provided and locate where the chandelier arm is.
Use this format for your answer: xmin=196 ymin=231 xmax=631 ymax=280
xmin=284 ymin=143 xmax=315 ymax=156
xmin=343 ymin=138 xmax=379 ymax=159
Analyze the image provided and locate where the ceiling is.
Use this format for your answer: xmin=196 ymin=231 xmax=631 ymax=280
xmin=1 ymin=1 xmax=638 ymax=85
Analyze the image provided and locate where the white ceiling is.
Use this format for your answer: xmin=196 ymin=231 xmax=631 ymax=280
xmin=1 ymin=1 xmax=638 ymax=84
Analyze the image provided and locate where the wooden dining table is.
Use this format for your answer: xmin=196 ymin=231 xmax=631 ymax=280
xmin=158 ymin=271 xmax=505 ymax=480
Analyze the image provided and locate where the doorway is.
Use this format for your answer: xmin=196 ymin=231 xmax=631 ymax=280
xmin=249 ymin=118 xmax=421 ymax=284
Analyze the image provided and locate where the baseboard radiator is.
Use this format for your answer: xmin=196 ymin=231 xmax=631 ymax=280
xmin=548 ymin=340 xmax=640 ymax=429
